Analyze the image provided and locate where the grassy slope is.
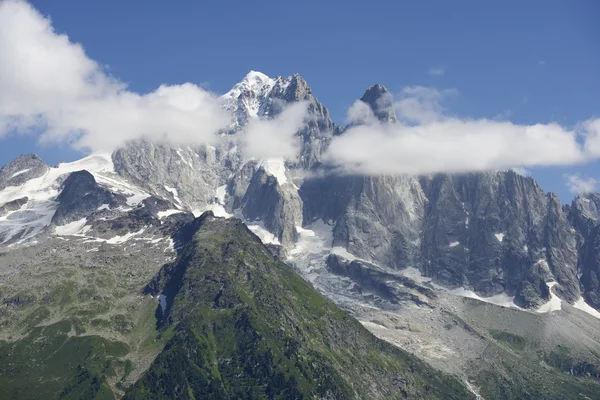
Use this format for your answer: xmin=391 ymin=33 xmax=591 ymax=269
xmin=124 ymin=215 xmax=473 ymax=399
xmin=472 ymin=327 xmax=600 ymax=400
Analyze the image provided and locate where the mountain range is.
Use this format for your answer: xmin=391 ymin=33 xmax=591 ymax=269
xmin=1 ymin=71 xmax=600 ymax=399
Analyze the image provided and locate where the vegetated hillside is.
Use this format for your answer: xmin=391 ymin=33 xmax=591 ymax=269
xmin=124 ymin=212 xmax=473 ymax=399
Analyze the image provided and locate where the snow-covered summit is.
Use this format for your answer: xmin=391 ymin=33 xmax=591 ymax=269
xmin=220 ymin=70 xmax=297 ymax=129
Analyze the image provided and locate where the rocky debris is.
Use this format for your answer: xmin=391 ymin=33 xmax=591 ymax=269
xmin=51 ymin=170 xmax=127 ymax=226
xmin=0 ymin=153 xmax=49 ymax=191
xmin=326 ymin=253 xmax=435 ymax=306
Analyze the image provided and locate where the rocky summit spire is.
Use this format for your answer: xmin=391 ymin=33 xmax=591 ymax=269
xmin=360 ymin=84 xmax=396 ymax=123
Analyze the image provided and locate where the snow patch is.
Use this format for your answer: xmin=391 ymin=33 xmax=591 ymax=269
xmin=215 ymin=185 xmax=227 ymax=204
xmin=449 ymin=241 xmax=460 ymax=248
xmin=157 ymin=209 xmax=183 ymax=219
xmin=400 ymin=267 xmax=432 ymax=284
xmin=55 ymin=218 xmax=88 ymax=236
xmin=164 ymin=185 xmax=182 ymax=206
xmin=450 ymin=287 xmax=521 ymax=309
xmin=158 ymin=294 xmax=167 ymax=313
xmin=106 ymin=228 xmax=145 ymax=244
xmin=9 ymin=168 xmax=31 ymax=179
xmin=126 ymin=193 xmax=150 ymax=206
xmin=494 ymin=233 xmax=504 ymax=242
xmin=247 ymin=222 xmax=280 ymax=245
xmin=97 ymin=204 xmax=110 ymax=211
xmin=259 ymin=158 xmax=288 ymax=185
xmin=573 ymin=297 xmax=600 ymax=319
xmin=536 ymin=282 xmax=562 ymax=313
xmin=359 ymin=320 xmax=388 ymax=330
xmin=288 ymin=220 xmax=334 ymax=258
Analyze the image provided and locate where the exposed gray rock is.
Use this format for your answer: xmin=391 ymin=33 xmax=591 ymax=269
xmin=0 ymin=197 xmax=28 ymax=217
xmin=112 ymin=140 xmax=239 ymax=211
xmin=514 ymin=260 xmax=552 ymax=308
xmin=241 ymin=167 xmax=303 ymax=248
xmin=569 ymin=193 xmax=600 ymax=238
xmin=359 ymin=84 xmax=397 ymax=123
xmin=0 ymin=153 xmax=49 ymax=191
xmin=579 ymin=225 xmax=600 ymax=309
xmin=51 ymin=170 xmax=126 ymax=226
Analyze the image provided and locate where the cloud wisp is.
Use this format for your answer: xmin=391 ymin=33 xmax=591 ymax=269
xmin=0 ymin=0 xmax=308 ymax=160
xmin=427 ymin=67 xmax=446 ymax=76
xmin=325 ymin=87 xmax=600 ymax=176
xmin=2 ymin=0 xmax=600 ymax=178
xmin=0 ymin=0 xmax=238 ymax=152
xmin=564 ymin=174 xmax=597 ymax=195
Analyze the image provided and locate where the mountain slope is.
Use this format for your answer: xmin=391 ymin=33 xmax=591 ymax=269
xmin=124 ymin=212 xmax=473 ymax=399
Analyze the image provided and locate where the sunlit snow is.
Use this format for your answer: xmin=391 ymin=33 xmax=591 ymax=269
xmin=536 ymin=282 xmax=562 ymax=313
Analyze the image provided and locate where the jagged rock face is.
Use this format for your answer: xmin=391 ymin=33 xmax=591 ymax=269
xmin=241 ymin=167 xmax=303 ymax=248
xmin=420 ymin=172 xmax=579 ymax=300
xmin=302 ymin=169 xmax=580 ymax=304
xmin=569 ymin=193 xmax=600 ymax=307
xmin=222 ymin=72 xmax=341 ymax=169
xmin=360 ymin=84 xmax=397 ymax=123
xmin=112 ymin=140 xmax=239 ymax=210
xmin=0 ymin=153 xmax=48 ymax=191
xmin=569 ymin=193 xmax=600 ymax=238
xmin=331 ymin=175 xmax=425 ymax=270
xmin=51 ymin=170 xmax=126 ymax=225
xmin=580 ymin=225 xmax=600 ymax=309
xmin=514 ymin=260 xmax=552 ymax=307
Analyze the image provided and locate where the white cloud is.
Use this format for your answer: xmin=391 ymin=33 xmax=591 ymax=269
xmin=325 ymin=119 xmax=595 ymax=175
xmin=428 ymin=67 xmax=446 ymax=76
xmin=0 ymin=0 xmax=230 ymax=152
xmin=239 ymin=101 xmax=308 ymax=159
xmin=509 ymin=167 xmax=531 ymax=177
xmin=325 ymin=87 xmax=600 ymax=176
xmin=394 ymin=86 xmax=457 ymax=124
xmin=564 ymin=174 xmax=597 ymax=194
xmin=347 ymin=100 xmax=376 ymax=125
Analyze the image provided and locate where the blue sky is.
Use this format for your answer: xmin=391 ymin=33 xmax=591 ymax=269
xmin=1 ymin=0 xmax=599 ymax=202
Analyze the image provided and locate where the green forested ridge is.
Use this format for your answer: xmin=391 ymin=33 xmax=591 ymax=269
xmin=124 ymin=213 xmax=474 ymax=399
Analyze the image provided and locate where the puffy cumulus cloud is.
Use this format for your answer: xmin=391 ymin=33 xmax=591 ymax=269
xmin=325 ymin=85 xmax=600 ymax=176
xmin=564 ymin=174 xmax=597 ymax=194
xmin=346 ymin=100 xmax=375 ymax=125
xmin=0 ymin=0 xmax=230 ymax=151
xmin=239 ymin=101 xmax=308 ymax=159
xmin=325 ymin=119 xmax=592 ymax=175
xmin=394 ymin=86 xmax=457 ymax=124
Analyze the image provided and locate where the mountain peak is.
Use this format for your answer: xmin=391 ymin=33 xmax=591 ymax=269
xmin=242 ymin=70 xmax=271 ymax=84
xmin=360 ymin=84 xmax=396 ymax=123
xmin=0 ymin=152 xmax=49 ymax=191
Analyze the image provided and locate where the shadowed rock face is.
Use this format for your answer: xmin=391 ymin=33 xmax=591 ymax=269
xmin=241 ymin=167 xmax=303 ymax=248
xmin=0 ymin=153 xmax=48 ymax=191
xmin=0 ymin=197 xmax=28 ymax=217
xmin=51 ymin=170 xmax=126 ymax=226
